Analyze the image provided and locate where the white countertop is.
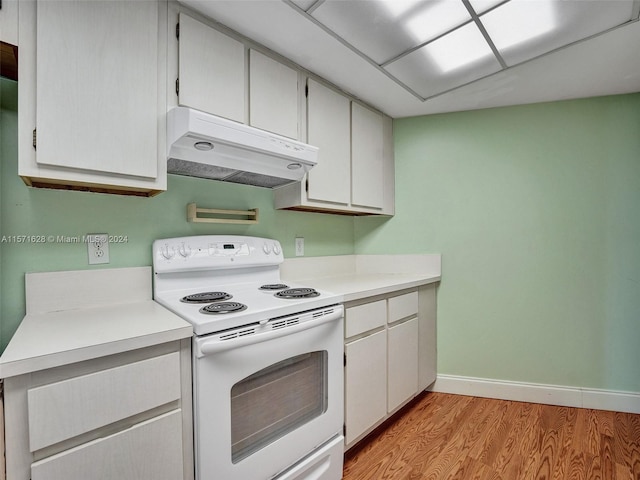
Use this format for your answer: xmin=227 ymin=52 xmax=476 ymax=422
xmin=303 ymin=273 xmax=440 ymax=302
xmin=0 ymin=267 xmax=192 ymax=378
xmin=0 ymin=301 xmax=192 ymax=378
xmin=281 ymin=254 xmax=441 ymax=302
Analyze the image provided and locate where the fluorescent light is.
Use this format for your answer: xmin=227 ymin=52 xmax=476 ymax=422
xmin=404 ymin=0 xmax=471 ymax=44
xmin=480 ymin=0 xmax=557 ymax=51
xmin=424 ymin=22 xmax=494 ymax=72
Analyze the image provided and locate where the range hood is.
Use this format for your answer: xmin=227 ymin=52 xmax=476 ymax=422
xmin=167 ymin=107 xmax=318 ymax=188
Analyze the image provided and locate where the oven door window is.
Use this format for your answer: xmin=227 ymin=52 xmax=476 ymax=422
xmin=230 ymin=351 xmax=328 ymax=463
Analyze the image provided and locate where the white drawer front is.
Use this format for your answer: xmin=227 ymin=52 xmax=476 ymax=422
xmin=345 ymin=300 xmax=386 ymax=338
xmin=28 ymin=352 xmax=181 ymax=451
xmin=31 ymin=410 xmax=183 ymax=480
xmin=388 ymin=291 xmax=418 ymax=324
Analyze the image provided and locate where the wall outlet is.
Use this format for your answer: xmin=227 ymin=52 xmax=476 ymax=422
xmin=295 ymin=237 xmax=304 ymax=257
xmin=87 ymin=233 xmax=110 ymax=265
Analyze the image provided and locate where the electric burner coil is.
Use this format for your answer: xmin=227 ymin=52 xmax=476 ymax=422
xmin=259 ymin=284 xmax=289 ymax=291
xmin=200 ymin=302 xmax=248 ymax=314
xmin=274 ymin=288 xmax=320 ymax=299
xmin=181 ymin=292 xmax=232 ymax=303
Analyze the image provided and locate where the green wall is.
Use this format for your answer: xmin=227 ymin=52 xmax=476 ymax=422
xmin=3 ymin=76 xmax=640 ymax=394
xmin=356 ymin=93 xmax=640 ymax=392
xmin=0 ymin=78 xmax=354 ymax=351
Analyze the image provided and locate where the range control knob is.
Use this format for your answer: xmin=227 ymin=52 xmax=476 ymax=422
xmin=178 ymin=244 xmax=192 ymax=258
xmin=160 ymin=245 xmax=175 ymax=260
xmin=273 ymin=242 xmax=281 ymax=255
xmin=262 ymin=242 xmax=272 ymax=254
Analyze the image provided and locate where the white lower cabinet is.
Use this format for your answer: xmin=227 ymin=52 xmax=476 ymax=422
xmin=31 ymin=411 xmax=183 ymax=480
xmin=344 ymin=287 xmax=436 ymax=449
xmin=3 ymin=341 xmax=193 ymax=480
xmin=388 ymin=318 xmax=419 ymax=412
xmin=344 ymin=330 xmax=387 ymax=446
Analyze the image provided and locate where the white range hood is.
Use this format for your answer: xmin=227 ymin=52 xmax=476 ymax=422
xmin=167 ymin=107 xmax=318 ymax=188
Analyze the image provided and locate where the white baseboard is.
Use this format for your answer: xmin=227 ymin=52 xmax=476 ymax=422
xmin=429 ymin=374 xmax=640 ymax=414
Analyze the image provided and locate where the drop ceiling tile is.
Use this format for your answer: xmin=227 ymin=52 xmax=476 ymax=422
xmin=385 ymin=22 xmax=502 ymax=98
xmin=311 ymin=0 xmax=470 ymax=65
xmin=290 ymin=0 xmax=318 ymax=11
xmin=469 ymin=0 xmax=506 ymax=15
xmin=481 ymin=0 xmax=636 ymax=66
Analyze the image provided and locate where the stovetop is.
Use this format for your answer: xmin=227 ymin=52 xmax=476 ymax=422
xmin=154 ymin=282 xmax=340 ymax=336
xmin=152 ymin=235 xmax=342 ymax=336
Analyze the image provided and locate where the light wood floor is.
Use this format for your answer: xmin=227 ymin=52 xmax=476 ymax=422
xmin=343 ymin=392 xmax=640 ymax=479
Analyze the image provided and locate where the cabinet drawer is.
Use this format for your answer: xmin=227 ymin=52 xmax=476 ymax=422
xmin=31 ymin=410 xmax=183 ymax=480
xmin=345 ymin=300 xmax=386 ymax=338
xmin=388 ymin=291 xmax=418 ymax=324
xmin=27 ymin=352 xmax=181 ymax=451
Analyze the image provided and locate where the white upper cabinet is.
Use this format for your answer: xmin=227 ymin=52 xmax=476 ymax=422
xmin=274 ymin=79 xmax=394 ymax=215
xmin=351 ymin=102 xmax=385 ymax=209
xmin=36 ymin=1 xmax=158 ymax=178
xmin=178 ymin=13 xmax=245 ymax=123
xmin=249 ymin=50 xmax=299 ymax=139
xmin=306 ymin=78 xmax=351 ymax=205
xmin=18 ymin=0 xmax=167 ymax=195
xmin=0 ymin=0 xmax=18 ymax=45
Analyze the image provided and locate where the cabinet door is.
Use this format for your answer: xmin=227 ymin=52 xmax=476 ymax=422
xmin=178 ymin=13 xmax=244 ymax=123
xmin=418 ymin=284 xmax=437 ymax=390
xmin=351 ymin=102 xmax=384 ymax=209
xmin=35 ymin=1 xmax=158 ymax=178
xmin=0 ymin=0 xmax=18 ymax=45
xmin=345 ymin=330 xmax=386 ymax=445
xmin=249 ymin=50 xmax=298 ymax=139
xmin=306 ymin=79 xmax=350 ymax=205
xmin=31 ymin=410 xmax=183 ymax=480
xmin=388 ymin=318 xmax=419 ymax=412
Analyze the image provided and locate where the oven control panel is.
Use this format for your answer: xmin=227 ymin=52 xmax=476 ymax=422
xmin=153 ymin=235 xmax=283 ymax=273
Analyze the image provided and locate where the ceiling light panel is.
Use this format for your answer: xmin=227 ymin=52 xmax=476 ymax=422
xmin=480 ymin=0 xmax=637 ymax=66
xmin=310 ymin=0 xmax=471 ymax=65
xmin=400 ymin=0 xmax=471 ymax=47
xmin=385 ymin=22 xmax=502 ymax=98
xmin=309 ymin=0 xmax=421 ymax=64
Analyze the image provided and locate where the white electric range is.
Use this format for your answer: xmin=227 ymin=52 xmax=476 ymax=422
xmin=153 ymin=235 xmax=345 ymax=480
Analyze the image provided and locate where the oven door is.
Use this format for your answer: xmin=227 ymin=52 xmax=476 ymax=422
xmin=193 ymin=305 xmax=344 ymax=480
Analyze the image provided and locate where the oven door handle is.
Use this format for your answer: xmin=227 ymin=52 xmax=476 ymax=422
xmin=197 ymin=307 xmax=343 ymax=357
